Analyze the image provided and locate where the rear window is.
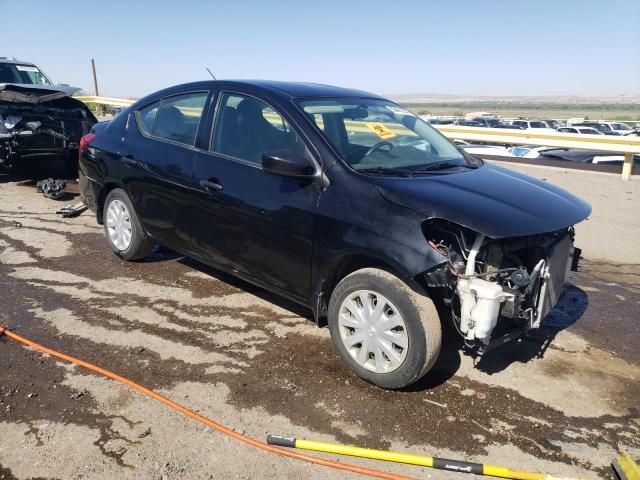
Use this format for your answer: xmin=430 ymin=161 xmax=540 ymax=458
xmin=136 ymin=92 xmax=208 ymax=146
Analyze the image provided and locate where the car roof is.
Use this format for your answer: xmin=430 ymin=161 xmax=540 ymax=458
xmin=143 ymin=80 xmax=385 ymax=102
xmin=0 ymin=57 xmax=37 ymax=66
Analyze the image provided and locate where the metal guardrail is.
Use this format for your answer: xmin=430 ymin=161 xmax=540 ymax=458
xmin=74 ymin=95 xmax=134 ymax=108
xmin=75 ymin=96 xmax=640 ymax=180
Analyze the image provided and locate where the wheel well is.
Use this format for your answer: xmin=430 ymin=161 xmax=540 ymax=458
xmin=315 ymin=254 xmax=436 ymax=326
xmin=96 ymin=182 xmax=120 ymax=224
xmin=330 ymin=255 xmax=390 ymax=291
xmin=315 ymin=254 xmax=401 ymax=326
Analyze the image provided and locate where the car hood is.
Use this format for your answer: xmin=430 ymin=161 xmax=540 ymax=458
xmin=0 ymin=83 xmax=81 ymax=103
xmin=374 ymin=163 xmax=591 ymax=238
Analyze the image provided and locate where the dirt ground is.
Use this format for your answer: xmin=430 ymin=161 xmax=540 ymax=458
xmin=0 ymin=161 xmax=638 ymax=480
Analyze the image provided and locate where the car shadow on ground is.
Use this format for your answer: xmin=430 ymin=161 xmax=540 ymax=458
xmin=405 ymin=284 xmax=588 ymax=390
xmin=473 ymin=284 xmax=588 ymax=375
xmin=178 ymin=256 xmax=314 ymax=320
xmin=179 ymin=254 xmax=589 ymax=390
xmin=142 ymin=245 xmax=187 ymax=264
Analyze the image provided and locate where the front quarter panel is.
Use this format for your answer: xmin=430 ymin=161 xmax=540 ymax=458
xmin=313 ymin=164 xmax=446 ymax=302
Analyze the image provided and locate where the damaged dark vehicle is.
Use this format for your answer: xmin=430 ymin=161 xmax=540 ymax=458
xmin=79 ymin=80 xmax=591 ymax=389
xmin=0 ymin=58 xmax=97 ymax=175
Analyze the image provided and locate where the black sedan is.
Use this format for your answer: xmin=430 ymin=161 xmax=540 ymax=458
xmin=79 ymin=80 xmax=590 ymax=389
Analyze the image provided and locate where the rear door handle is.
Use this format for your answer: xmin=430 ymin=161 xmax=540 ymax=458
xmin=199 ymin=178 xmax=223 ymax=192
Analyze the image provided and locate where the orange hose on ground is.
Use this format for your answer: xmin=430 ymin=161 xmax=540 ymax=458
xmin=0 ymin=326 xmax=416 ymax=480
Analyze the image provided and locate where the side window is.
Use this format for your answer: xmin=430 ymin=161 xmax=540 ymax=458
xmin=212 ymin=93 xmax=307 ymax=164
xmin=152 ymin=92 xmax=208 ymax=146
xmin=137 ymin=100 xmax=161 ymax=135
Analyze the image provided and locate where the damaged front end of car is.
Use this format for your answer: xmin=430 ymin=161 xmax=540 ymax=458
xmin=424 ymin=220 xmax=580 ymax=353
xmin=0 ymin=84 xmax=96 ymax=171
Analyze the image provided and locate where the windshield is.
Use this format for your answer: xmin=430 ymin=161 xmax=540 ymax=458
xmin=298 ymin=98 xmax=469 ymax=173
xmin=0 ymin=63 xmax=52 ymax=85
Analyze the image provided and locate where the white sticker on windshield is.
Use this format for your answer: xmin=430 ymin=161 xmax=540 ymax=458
xmin=16 ymin=65 xmax=39 ymax=72
xmin=386 ymin=105 xmax=415 ymax=117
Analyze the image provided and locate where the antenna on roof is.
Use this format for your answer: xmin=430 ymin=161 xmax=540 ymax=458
xmin=206 ymin=67 xmax=216 ymax=80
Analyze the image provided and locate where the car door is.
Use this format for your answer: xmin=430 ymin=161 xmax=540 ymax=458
xmin=120 ymin=90 xmax=210 ymax=251
xmin=189 ymin=91 xmax=320 ymax=301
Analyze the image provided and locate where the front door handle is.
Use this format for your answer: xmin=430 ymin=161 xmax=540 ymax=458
xmin=199 ymin=178 xmax=223 ymax=192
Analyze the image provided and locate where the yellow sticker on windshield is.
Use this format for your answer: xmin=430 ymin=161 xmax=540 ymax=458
xmin=366 ymin=122 xmax=396 ymax=139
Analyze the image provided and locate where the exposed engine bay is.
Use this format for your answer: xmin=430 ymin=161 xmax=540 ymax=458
xmin=425 ymin=222 xmax=579 ymax=352
xmin=0 ymin=85 xmax=96 ymax=171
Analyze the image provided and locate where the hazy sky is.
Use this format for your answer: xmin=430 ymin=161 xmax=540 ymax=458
xmin=2 ymin=0 xmax=639 ymax=98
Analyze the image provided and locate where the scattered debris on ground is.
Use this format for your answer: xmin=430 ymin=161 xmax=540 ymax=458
xmin=36 ymin=178 xmax=66 ymax=199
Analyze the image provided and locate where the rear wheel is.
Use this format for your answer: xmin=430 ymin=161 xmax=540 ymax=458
xmin=103 ymin=188 xmax=153 ymax=261
xmin=328 ymin=268 xmax=442 ymax=389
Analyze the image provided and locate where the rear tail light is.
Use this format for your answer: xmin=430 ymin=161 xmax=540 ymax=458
xmin=79 ymin=133 xmax=97 ymax=159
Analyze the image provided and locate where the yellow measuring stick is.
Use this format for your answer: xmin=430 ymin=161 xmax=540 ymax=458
xmin=267 ymin=436 xmax=582 ymax=480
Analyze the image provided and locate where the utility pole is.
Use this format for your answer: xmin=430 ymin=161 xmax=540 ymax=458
xmin=91 ymin=58 xmax=101 ymax=116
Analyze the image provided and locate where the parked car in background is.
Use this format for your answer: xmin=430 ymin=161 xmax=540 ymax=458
xmin=510 ymin=145 xmax=638 ymax=165
xmin=453 ymin=139 xmax=514 ymax=157
xmin=598 ymin=122 xmax=634 ymax=135
xmin=0 ymin=56 xmax=96 ymax=174
xmin=510 ymin=119 xmax=554 ymax=132
xmin=454 ymin=119 xmax=484 ymax=127
xmin=1 ymin=56 xmax=55 ymax=88
xmin=557 ymin=126 xmax=604 ymax=135
xmin=571 ymin=122 xmax=621 ymax=136
xmin=510 ymin=145 xmax=552 ymax=158
xmin=469 ymin=117 xmax=502 ymax=127
xmin=423 ymin=117 xmax=455 ymax=125
xmin=541 ymin=119 xmax=563 ymax=129
xmin=79 ymin=80 xmax=590 ymax=389
xmin=492 ymin=122 xmax=525 ymax=129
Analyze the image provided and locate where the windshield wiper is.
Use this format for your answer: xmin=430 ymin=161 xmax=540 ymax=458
xmin=356 ymin=166 xmax=413 ymax=177
xmin=410 ymin=161 xmax=478 ymax=175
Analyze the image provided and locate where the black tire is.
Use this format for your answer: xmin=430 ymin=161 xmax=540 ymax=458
xmin=328 ymin=268 xmax=442 ymax=389
xmin=103 ymin=188 xmax=153 ymax=261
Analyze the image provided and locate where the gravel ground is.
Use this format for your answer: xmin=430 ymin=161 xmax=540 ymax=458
xmin=0 ymin=162 xmax=638 ymax=480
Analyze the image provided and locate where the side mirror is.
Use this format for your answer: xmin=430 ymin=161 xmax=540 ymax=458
xmin=262 ymin=150 xmax=315 ymax=179
xmin=58 ymin=83 xmax=70 ymax=87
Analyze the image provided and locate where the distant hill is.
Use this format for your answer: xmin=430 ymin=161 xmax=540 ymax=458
xmin=388 ymin=93 xmax=640 ymax=105
xmin=388 ymin=93 xmax=640 ymax=121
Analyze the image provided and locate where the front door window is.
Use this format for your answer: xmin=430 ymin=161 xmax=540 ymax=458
xmin=211 ymin=93 xmax=307 ymax=164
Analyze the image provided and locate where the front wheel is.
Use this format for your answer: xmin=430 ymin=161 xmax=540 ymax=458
xmin=328 ymin=268 xmax=442 ymax=389
xmin=103 ymin=188 xmax=153 ymax=261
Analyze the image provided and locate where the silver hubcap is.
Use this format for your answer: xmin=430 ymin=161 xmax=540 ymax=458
xmin=338 ymin=290 xmax=408 ymax=373
xmin=105 ymin=199 xmax=132 ymax=251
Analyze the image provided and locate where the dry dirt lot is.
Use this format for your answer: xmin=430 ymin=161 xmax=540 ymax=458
xmin=0 ymin=162 xmax=639 ymax=480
